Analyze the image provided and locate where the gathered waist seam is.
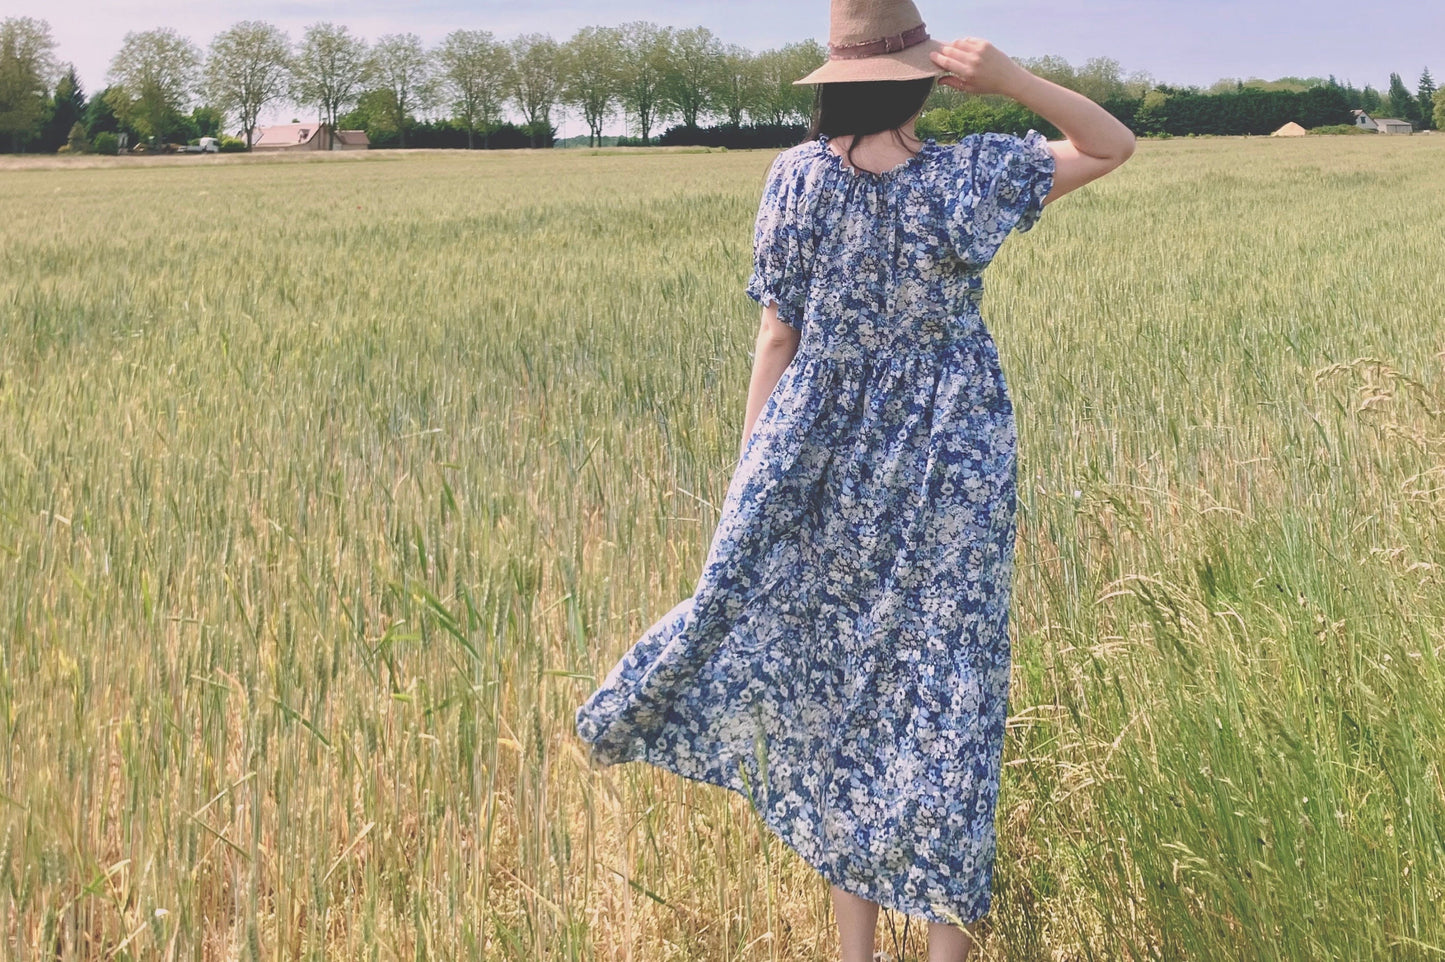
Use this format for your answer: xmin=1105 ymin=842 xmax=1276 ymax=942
xmin=794 ymin=323 xmax=993 ymax=365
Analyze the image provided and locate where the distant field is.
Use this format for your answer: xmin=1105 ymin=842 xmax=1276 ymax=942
xmin=1 ymin=136 xmax=1442 ymax=961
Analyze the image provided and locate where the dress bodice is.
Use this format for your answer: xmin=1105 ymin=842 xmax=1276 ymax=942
xmin=745 ymin=130 xmax=1055 ymax=363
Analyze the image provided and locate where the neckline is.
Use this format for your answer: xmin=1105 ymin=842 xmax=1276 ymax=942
xmin=817 ymin=133 xmax=937 ymax=179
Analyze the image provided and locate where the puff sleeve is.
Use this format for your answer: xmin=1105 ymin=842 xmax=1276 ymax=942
xmin=744 ymin=153 xmax=814 ymax=330
xmin=948 ymin=129 xmax=1056 ymax=269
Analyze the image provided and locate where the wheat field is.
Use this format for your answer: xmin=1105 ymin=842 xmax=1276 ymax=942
xmin=1 ymin=135 xmax=1442 ymax=960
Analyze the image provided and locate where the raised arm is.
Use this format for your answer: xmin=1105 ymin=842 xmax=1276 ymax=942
xmin=930 ymin=39 xmax=1136 ymax=205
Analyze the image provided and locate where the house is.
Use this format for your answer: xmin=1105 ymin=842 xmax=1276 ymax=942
xmin=1351 ymin=109 xmax=1378 ymax=131
xmin=1271 ymin=121 xmax=1308 ymax=137
xmin=246 ymin=123 xmax=370 ymax=151
xmin=1374 ymin=117 xmax=1414 ymax=135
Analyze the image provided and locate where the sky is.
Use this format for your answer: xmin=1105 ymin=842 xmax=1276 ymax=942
xmin=12 ymin=0 xmax=1443 ymax=137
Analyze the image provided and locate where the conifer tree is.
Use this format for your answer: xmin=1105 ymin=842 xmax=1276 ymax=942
xmin=42 ymin=63 xmax=85 ymax=151
xmin=1386 ymin=71 xmax=1419 ymax=123
xmin=1416 ymin=68 xmax=1436 ymax=130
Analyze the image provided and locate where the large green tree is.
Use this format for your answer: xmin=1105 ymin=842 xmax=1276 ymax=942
xmin=662 ymin=26 xmax=723 ymax=129
xmin=1435 ymin=87 xmax=1445 ymax=130
xmin=714 ymin=44 xmax=758 ymax=127
xmin=751 ymin=41 xmax=824 ymax=127
xmin=435 ymin=29 xmax=511 ymax=149
xmin=1123 ymin=69 xmax=1156 ymax=99
xmin=1019 ymin=54 xmax=1145 ymax=102
xmin=369 ymin=33 xmax=433 ymax=147
xmin=0 ymin=16 xmax=58 ymax=152
xmin=1074 ymin=57 xmax=1128 ymax=102
xmin=205 ymin=21 xmax=291 ymax=149
xmin=106 ymin=27 xmax=201 ymax=145
xmin=509 ymin=33 xmax=560 ymax=147
xmin=562 ymin=26 xmax=622 ymax=148
xmin=292 ymin=23 xmax=370 ymax=149
xmin=616 ymin=21 xmax=672 ymax=143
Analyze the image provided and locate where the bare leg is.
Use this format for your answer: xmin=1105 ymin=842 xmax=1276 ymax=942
xmin=830 ymin=884 xmax=880 ymax=962
xmin=927 ymin=920 xmax=978 ymax=962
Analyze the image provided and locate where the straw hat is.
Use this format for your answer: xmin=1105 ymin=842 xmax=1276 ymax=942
xmin=794 ymin=0 xmax=948 ymax=85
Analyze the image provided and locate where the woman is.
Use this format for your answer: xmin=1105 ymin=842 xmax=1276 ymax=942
xmin=575 ymin=1 xmax=1135 ymax=959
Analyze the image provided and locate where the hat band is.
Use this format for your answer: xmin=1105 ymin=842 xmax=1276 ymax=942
xmin=828 ymin=23 xmax=930 ymax=60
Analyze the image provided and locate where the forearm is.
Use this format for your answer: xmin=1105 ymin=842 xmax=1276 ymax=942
xmin=740 ymin=332 xmax=799 ymax=457
xmin=1004 ymin=72 xmax=1135 ymax=161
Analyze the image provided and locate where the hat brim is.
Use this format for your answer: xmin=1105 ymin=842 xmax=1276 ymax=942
xmin=793 ymin=38 xmax=947 ymax=85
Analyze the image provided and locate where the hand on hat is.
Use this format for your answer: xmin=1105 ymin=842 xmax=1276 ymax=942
xmin=930 ymin=38 xmax=1030 ymax=98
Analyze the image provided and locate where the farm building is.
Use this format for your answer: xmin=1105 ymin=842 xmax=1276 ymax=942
xmin=1373 ymin=118 xmax=1414 ymax=135
xmin=247 ymin=123 xmax=370 ymax=151
xmin=1271 ymin=121 xmax=1308 ymax=137
xmin=1351 ymin=109 xmax=1378 ymax=131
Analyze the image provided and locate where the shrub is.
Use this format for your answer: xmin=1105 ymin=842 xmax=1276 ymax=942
xmin=635 ymin=123 xmax=807 ymax=149
xmin=1310 ymin=124 xmax=1366 ymax=135
xmin=1130 ymin=85 xmax=1351 ymax=136
xmin=218 ymin=136 xmax=247 ymax=153
xmin=66 ymin=121 xmax=89 ymax=154
xmin=908 ymin=99 xmax=1053 ymax=142
xmin=916 ymin=108 xmax=954 ymax=141
xmin=92 ymin=132 xmax=120 ymax=155
xmin=357 ymin=120 xmax=553 ymax=149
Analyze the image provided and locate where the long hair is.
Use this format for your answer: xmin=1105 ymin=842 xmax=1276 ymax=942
xmin=805 ymin=77 xmax=936 ymax=169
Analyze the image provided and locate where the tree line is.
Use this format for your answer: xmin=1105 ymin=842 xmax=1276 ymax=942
xmin=919 ymin=63 xmax=1439 ymax=142
xmin=1 ymin=15 xmax=1441 ymax=155
xmin=0 ymin=16 xmax=823 ymax=153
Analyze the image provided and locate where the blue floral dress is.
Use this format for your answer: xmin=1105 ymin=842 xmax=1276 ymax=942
xmin=575 ymin=130 xmax=1055 ymax=925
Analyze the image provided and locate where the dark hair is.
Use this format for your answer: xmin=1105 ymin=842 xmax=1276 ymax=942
xmin=805 ymin=77 xmax=936 ymax=169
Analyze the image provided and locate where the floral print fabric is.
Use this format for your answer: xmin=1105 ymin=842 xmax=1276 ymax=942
xmin=575 ymin=130 xmax=1055 ymax=924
